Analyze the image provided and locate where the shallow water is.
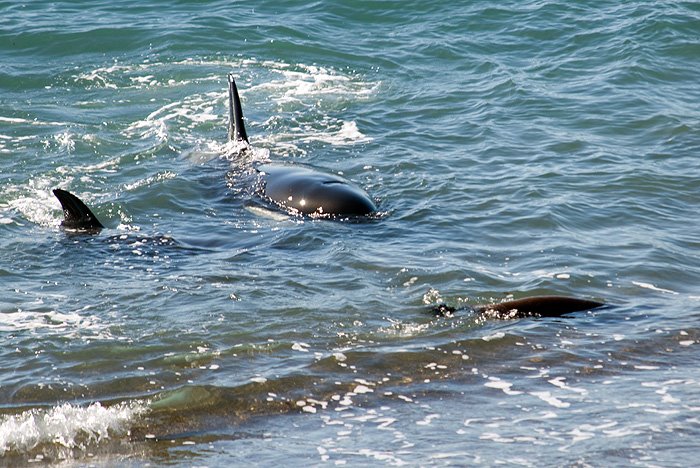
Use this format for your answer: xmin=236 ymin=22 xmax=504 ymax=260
xmin=1 ymin=0 xmax=700 ymax=465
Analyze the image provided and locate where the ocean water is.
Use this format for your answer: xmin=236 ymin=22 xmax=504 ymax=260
xmin=1 ymin=0 xmax=700 ymax=465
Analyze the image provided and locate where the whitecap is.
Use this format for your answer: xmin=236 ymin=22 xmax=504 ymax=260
xmin=0 ymin=401 xmax=147 ymax=456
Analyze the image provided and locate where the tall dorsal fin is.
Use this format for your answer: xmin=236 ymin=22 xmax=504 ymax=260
xmin=53 ymin=189 xmax=104 ymax=231
xmin=227 ymin=73 xmax=249 ymax=143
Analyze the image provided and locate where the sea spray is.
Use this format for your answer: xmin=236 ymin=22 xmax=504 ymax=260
xmin=0 ymin=401 xmax=148 ymax=457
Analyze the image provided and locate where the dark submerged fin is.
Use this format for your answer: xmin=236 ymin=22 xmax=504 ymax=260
xmin=53 ymin=189 xmax=104 ymax=231
xmin=474 ymin=295 xmax=605 ymax=319
xmin=227 ymin=73 xmax=249 ymax=143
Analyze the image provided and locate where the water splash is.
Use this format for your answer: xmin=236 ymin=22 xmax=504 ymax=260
xmin=0 ymin=401 xmax=148 ymax=457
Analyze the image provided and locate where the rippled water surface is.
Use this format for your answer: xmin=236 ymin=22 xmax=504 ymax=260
xmin=2 ymin=1 xmax=700 ymax=465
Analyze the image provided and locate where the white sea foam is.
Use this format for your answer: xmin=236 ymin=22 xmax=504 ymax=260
xmin=378 ymin=318 xmax=430 ymax=337
xmin=416 ymin=413 xmax=440 ymax=426
xmin=422 ymin=288 xmax=443 ymax=305
xmin=124 ymin=90 xmax=221 ymax=144
xmin=54 ymin=131 xmax=75 ymax=152
xmin=57 ymin=155 xmax=120 ymax=175
xmin=292 ymin=342 xmax=311 ymax=352
xmin=0 ymin=116 xmax=32 ymax=124
xmin=249 ymin=64 xmax=377 ymax=103
xmin=300 ymin=121 xmax=372 ymax=146
xmin=484 ymin=377 xmax=523 ymax=396
xmin=479 ymin=432 xmax=515 ymax=443
xmin=75 ymin=58 xmax=234 ymax=89
xmin=0 ymin=308 xmax=113 ymax=340
xmin=548 ymin=377 xmax=587 ymax=395
xmin=632 ymin=281 xmax=678 ymax=295
xmin=530 ymin=391 xmax=570 ymax=408
xmin=122 ymin=171 xmax=177 ymax=191
xmin=482 ymin=332 xmax=506 ymax=342
xmin=77 ymin=57 xmax=377 ymax=159
xmin=353 ymin=385 xmax=373 ymax=395
xmin=4 ymin=181 xmax=63 ymax=228
xmin=0 ymin=116 xmax=66 ymax=126
xmin=0 ymin=401 xmax=147 ymax=456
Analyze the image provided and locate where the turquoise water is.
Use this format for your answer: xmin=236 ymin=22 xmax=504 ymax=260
xmin=2 ymin=0 xmax=700 ymax=465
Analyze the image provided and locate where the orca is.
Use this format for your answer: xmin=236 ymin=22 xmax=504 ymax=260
xmin=53 ymin=188 xmax=104 ymax=232
xmin=53 ymin=188 xmax=182 ymax=258
xmin=432 ymin=295 xmax=605 ymax=319
xmin=226 ymin=74 xmax=377 ymax=218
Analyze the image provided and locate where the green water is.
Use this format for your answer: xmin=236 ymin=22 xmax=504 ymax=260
xmin=1 ymin=1 xmax=700 ymax=465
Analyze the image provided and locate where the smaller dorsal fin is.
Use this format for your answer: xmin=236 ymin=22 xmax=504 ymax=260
xmin=227 ymin=73 xmax=249 ymax=143
xmin=53 ymin=189 xmax=104 ymax=231
xmin=473 ymin=295 xmax=605 ymax=318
